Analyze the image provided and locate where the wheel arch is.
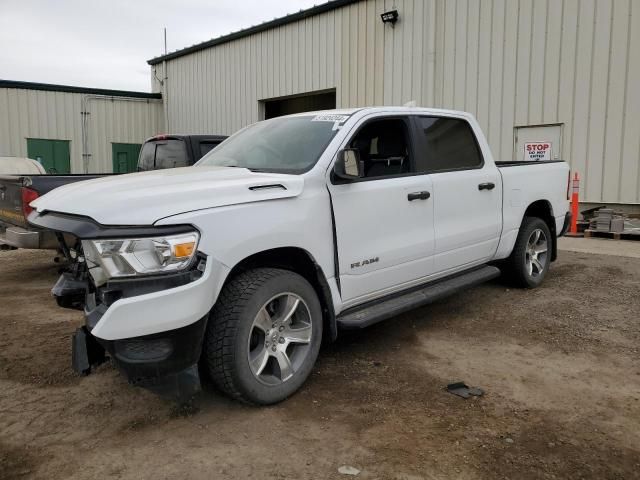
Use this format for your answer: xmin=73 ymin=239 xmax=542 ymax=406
xmin=522 ymin=199 xmax=557 ymax=261
xmin=223 ymin=247 xmax=337 ymax=342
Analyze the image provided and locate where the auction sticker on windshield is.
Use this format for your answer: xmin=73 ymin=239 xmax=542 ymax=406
xmin=311 ymin=114 xmax=349 ymax=123
xmin=312 ymin=113 xmax=350 ymax=130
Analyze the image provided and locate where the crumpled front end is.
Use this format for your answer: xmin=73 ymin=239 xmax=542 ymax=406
xmin=28 ymin=210 xmax=222 ymax=401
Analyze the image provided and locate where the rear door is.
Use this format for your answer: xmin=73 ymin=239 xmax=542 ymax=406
xmin=328 ymin=115 xmax=435 ymax=305
xmin=413 ymin=116 xmax=501 ymax=273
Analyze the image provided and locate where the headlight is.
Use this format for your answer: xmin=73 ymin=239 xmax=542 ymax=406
xmin=82 ymin=231 xmax=200 ymax=284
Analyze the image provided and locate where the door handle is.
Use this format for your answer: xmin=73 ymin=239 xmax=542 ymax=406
xmin=407 ymin=191 xmax=431 ymax=201
xmin=478 ymin=182 xmax=495 ymax=191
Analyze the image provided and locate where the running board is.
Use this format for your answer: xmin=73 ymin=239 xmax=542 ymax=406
xmin=336 ymin=265 xmax=501 ymax=329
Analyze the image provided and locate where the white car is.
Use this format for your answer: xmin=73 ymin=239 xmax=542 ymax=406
xmin=29 ymin=107 xmax=571 ymax=404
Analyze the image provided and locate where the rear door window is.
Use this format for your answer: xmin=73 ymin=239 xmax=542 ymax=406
xmin=414 ymin=116 xmax=484 ymax=172
xmin=155 ymin=140 xmax=188 ymax=169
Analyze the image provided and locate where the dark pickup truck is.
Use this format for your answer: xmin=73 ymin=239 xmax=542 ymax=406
xmin=137 ymin=134 xmax=227 ymax=171
xmin=0 ymin=134 xmax=227 ymax=249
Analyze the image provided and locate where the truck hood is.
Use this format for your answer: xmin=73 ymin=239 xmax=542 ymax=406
xmin=31 ymin=166 xmax=304 ymax=225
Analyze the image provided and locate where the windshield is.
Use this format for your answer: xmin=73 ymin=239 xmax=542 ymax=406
xmin=196 ymin=115 xmax=345 ymax=173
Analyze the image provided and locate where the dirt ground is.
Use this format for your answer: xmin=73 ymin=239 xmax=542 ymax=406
xmin=0 ymin=247 xmax=639 ymax=480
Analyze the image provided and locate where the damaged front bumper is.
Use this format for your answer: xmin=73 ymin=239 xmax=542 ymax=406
xmin=71 ymin=319 xmax=206 ymax=400
xmin=29 ymin=211 xmax=217 ymax=400
xmin=62 ymin=260 xmax=212 ymax=400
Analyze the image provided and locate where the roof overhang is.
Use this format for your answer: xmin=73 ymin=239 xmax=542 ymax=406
xmin=147 ymin=0 xmax=362 ymax=65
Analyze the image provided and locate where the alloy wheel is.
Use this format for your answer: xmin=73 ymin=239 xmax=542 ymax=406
xmin=525 ymin=228 xmax=548 ymax=277
xmin=247 ymin=293 xmax=313 ymax=385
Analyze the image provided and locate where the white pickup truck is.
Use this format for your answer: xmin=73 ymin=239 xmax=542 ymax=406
xmin=29 ymin=107 xmax=571 ymax=404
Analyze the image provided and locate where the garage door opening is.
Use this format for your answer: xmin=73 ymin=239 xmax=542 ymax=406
xmin=262 ymin=89 xmax=336 ymax=120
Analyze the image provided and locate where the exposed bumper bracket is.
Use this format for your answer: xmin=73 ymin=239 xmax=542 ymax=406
xmin=72 ymin=326 xmax=107 ymax=375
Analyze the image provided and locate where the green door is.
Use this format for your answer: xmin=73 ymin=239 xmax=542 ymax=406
xmin=26 ymin=139 xmax=71 ymax=174
xmin=112 ymin=143 xmax=142 ymax=173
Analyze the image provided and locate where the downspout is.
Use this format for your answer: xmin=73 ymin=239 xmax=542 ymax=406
xmin=80 ymin=95 xmax=162 ymax=173
xmin=162 ymin=59 xmax=170 ymax=133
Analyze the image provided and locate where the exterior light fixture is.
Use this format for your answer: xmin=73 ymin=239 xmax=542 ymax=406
xmin=381 ymin=9 xmax=399 ymax=26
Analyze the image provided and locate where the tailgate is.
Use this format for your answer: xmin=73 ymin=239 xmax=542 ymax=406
xmin=0 ymin=176 xmax=27 ymax=228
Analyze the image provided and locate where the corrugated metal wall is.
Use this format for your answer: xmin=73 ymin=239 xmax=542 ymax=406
xmin=0 ymin=88 xmax=164 ymax=173
xmin=155 ymin=0 xmax=640 ymax=205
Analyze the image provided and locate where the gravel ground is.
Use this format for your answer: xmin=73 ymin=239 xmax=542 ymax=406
xmin=0 ymin=247 xmax=639 ymax=480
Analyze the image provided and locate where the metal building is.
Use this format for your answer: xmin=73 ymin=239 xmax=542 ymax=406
xmin=148 ymin=0 xmax=640 ymax=209
xmin=0 ymin=80 xmax=163 ymax=174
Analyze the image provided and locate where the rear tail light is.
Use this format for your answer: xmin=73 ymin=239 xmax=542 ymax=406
xmin=21 ymin=187 xmax=39 ymax=219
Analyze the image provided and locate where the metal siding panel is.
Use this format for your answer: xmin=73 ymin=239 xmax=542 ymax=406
xmin=327 ymin=10 xmax=336 ymax=91
xmin=476 ymin=0 xmax=492 ymax=131
xmin=558 ymin=0 xmax=578 ymax=165
xmin=422 ymin=0 xmax=437 ymax=107
xmin=543 ymin=0 xmax=562 ymax=123
xmin=569 ymin=0 xmax=594 ymax=198
xmin=401 ymin=0 xmax=414 ymax=105
xmin=412 ymin=0 xmax=424 ymax=105
xmin=499 ymin=0 xmax=519 ymax=161
xmin=364 ymin=0 xmax=375 ymax=105
xmin=515 ymin=0 xmax=533 ymax=126
xmin=621 ymin=0 xmax=640 ymax=203
xmin=488 ymin=0 xmax=505 ymax=152
xmin=464 ymin=0 xmax=479 ymax=115
xmin=528 ymin=0 xmax=547 ymax=124
xmin=453 ymin=0 xmax=467 ymax=111
xmin=585 ymin=0 xmax=613 ymax=202
xmin=357 ymin=0 xmax=367 ymax=106
xmin=442 ymin=0 xmax=456 ymax=107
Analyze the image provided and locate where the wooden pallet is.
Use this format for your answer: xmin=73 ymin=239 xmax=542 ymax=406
xmin=584 ymin=229 xmax=640 ymax=241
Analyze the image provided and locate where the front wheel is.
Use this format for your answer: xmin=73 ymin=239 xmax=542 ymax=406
xmin=203 ymin=268 xmax=323 ymax=405
xmin=505 ymin=217 xmax=552 ymax=288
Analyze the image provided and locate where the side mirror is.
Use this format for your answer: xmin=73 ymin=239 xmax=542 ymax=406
xmin=334 ymin=149 xmax=364 ymax=180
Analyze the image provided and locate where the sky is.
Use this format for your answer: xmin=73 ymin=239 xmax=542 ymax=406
xmin=0 ymin=0 xmax=320 ymax=92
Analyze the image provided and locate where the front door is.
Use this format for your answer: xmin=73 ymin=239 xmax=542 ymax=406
xmin=26 ymin=138 xmax=70 ymax=173
xmin=328 ymin=116 xmax=435 ymax=306
xmin=112 ymin=143 xmax=142 ymax=173
xmin=413 ymin=116 xmax=501 ymax=273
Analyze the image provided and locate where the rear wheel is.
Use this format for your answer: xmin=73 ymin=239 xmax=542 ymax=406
xmin=203 ymin=268 xmax=322 ymax=405
xmin=505 ymin=217 xmax=552 ymax=288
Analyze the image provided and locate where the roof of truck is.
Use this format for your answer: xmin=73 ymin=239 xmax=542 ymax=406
xmin=285 ymin=106 xmax=472 ymax=118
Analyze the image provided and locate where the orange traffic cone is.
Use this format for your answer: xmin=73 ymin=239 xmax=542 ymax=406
xmin=565 ymin=172 xmax=583 ymax=237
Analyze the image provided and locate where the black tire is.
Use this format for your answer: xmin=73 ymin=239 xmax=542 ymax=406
xmin=203 ymin=268 xmax=323 ymax=405
xmin=504 ymin=216 xmax=552 ymax=288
